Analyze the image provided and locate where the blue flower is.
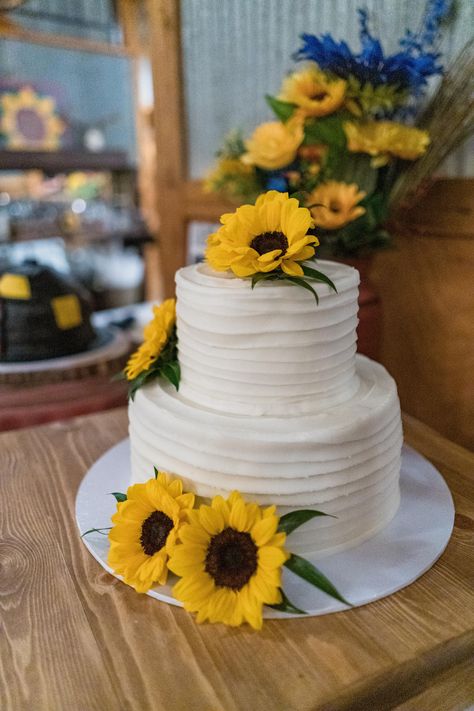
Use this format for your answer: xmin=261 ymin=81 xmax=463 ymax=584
xmin=294 ymin=1 xmax=452 ymax=96
xmin=265 ymin=174 xmax=288 ymax=192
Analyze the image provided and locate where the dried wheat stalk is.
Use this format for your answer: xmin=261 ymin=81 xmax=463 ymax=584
xmin=389 ymin=38 xmax=474 ymax=210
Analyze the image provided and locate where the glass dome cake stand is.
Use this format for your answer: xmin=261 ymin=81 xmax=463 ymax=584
xmin=76 ymin=440 xmax=454 ymax=619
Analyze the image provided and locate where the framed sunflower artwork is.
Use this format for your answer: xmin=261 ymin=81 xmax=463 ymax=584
xmin=0 ymin=85 xmax=65 ymax=151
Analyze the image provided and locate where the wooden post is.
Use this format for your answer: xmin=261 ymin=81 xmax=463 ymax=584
xmin=147 ymin=0 xmax=187 ymax=297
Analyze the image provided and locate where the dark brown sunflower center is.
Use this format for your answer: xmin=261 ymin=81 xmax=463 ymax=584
xmin=140 ymin=511 xmax=174 ymax=556
xmin=250 ymin=231 xmax=288 ymax=256
xmin=311 ymin=91 xmax=328 ymax=101
xmin=205 ymin=527 xmax=258 ymax=590
xmin=329 ymin=200 xmax=342 ymax=213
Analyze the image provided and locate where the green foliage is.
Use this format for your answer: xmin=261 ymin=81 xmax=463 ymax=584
xmin=265 ymin=94 xmax=297 ymax=122
xmin=345 ymin=76 xmax=408 ymax=116
xmin=278 ymin=509 xmax=335 ymax=536
xmin=301 ymin=264 xmax=338 ymax=293
xmin=285 ymin=554 xmax=351 ymax=606
xmin=110 ymin=492 xmax=127 ymax=503
xmin=303 ymin=115 xmax=348 ymax=150
xmin=80 ymin=527 xmax=112 ymax=538
xmin=328 ymin=153 xmax=378 ymax=195
xmin=127 ymin=326 xmax=180 ymax=401
xmin=250 ymin=259 xmax=341 ymax=303
xmin=268 ymin=588 xmax=307 ymax=615
xmin=216 ymin=129 xmax=246 ymax=159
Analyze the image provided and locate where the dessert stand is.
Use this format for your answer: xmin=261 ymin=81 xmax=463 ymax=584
xmin=0 ymin=326 xmax=129 ymax=385
xmin=76 ymin=441 xmax=454 ymax=619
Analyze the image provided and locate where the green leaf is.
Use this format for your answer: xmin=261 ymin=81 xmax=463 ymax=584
xmin=278 ymin=509 xmax=335 ymax=536
xmin=111 ymin=370 xmax=126 ymax=382
xmin=330 ymin=153 xmax=377 ymax=195
xmin=154 ymin=466 xmax=159 ymax=479
xmin=284 ymin=276 xmax=319 ymax=303
xmin=161 ymin=361 xmax=181 ymax=390
xmin=81 ymin=527 xmax=112 ymax=538
xmin=110 ymin=492 xmax=127 ymax=503
xmin=251 ymin=272 xmax=279 ymax=289
xmin=285 ymin=554 xmax=351 ymax=606
xmin=265 ymin=94 xmax=297 ymax=122
xmin=302 ymin=265 xmax=338 ymax=293
xmin=268 ymin=588 xmax=307 ymax=615
xmin=303 ymin=115 xmax=347 ymax=150
xmin=289 ymin=190 xmax=307 ymax=204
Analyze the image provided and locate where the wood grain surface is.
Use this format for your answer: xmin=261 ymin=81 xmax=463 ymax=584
xmin=0 ymin=409 xmax=473 ymax=711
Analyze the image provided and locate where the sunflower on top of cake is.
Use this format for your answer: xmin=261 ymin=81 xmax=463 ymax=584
xmin=205 ymin=190 xmax=337 ymax=298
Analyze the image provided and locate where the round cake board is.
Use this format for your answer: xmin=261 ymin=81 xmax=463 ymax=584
xmin=76 ymin=441 xmax=454 ymax=619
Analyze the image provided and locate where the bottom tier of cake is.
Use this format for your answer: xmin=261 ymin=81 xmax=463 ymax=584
xmin=129 ymin=355 xmax=402 ymax=558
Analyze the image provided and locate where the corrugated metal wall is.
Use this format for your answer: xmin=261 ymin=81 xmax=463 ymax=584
xmin=181 ymin=0 xmax=473 ymax=179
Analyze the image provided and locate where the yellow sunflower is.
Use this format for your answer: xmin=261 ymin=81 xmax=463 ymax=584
xmin=0 ymin=86 xmax=64 ymax=150
xmin=124 ymin=298 xmax=176 ymax=381
xmin=279 ymin=64 xmax=346 ymax=118
xmin=168 ymin=491 xmax=289 ymax=629
xmin=205 ymin=190 xmax=319 ymax=278
xmin=241 ymin=117 xmax=304 ymax=170
xmin=108 ymin=472 xmax=195 ymax=593
xmin=344 ymin=120 xmax=430 ymax=167
xmin=309 ymin=181 xmax=366 ymax=230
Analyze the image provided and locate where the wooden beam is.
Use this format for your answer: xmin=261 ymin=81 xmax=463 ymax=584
xmin=117 ymin=0 xmax=142 ymax=56
xmin=0 ymin=11 xmax=131 ymax=56
xmin=184 ymin=180 xmax=239 ymax=221
xmin=147 ymin=0 xmax=187 ymax=297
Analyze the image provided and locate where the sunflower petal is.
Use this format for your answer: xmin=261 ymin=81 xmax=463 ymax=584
xmin=281 ymin=260 xmax=304 ymax=276
xmin=258 ymin=545 xmax=288 ymax=570
xmin=198 ymin=505 xmax=225 ymax=535
xmin=251 ymin=516 xmax=278 ymax=546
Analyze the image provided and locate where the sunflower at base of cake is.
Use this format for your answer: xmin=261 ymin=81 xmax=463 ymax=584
xmin=0 ymin=261 xmax=96 ymax=362
xmin=125 ymin=191 xmax=403 ymax=559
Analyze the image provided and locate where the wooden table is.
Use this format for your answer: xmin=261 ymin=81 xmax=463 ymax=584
xmin=1 ymin=409 xmax=473 ymax=711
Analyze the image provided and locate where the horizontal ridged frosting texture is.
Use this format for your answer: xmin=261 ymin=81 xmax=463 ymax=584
xmin=128 ymin=260 xmax=403 ymax=558
xmin=129 ymin=356 xmax=402 ymax=557
xmin=175 ymin=261 xmax=360 ymax=416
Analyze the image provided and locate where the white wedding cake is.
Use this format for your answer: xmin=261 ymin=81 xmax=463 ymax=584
xmin=129 ymin=259 xmax=402 ymax=558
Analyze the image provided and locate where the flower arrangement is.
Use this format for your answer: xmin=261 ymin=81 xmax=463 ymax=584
xmin=205 ymin=1 xmax=455 ymax=257
xmin=124 ymin=298 xmax=180 ymax=399
xmin=83 ymin=469 xmax=350 ymax=629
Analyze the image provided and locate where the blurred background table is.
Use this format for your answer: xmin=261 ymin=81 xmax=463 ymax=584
xmin=0 ymin=409 xmax=473 ymax=711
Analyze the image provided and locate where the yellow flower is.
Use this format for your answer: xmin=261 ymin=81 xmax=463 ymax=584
xmin=205 ymin=190 xmax=319 ymax=278
xmin=108 ymin=473 xmax=195 ymax=593
xmin=168 ymin=491 xmax=289 ymax=629
xmin=344 ymin=121 xmax=430 ymax=167
xmin=279 ymin=64 xmax=346 ymax=118
xmin=0 ymin=86 xmax=64 ymax=150
xmin=124 ymin=298 xmax=176 ymax=381
xmin=309 ymin=181 xmax=366 ymax=230
xmin=242 ymin=117 xmax=304 ymax=170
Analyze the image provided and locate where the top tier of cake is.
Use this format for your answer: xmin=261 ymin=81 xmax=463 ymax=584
xmin=175 ymin=260 xmax=360 ymax=416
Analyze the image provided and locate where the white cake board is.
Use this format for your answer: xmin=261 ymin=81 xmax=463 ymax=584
xmin=76 ymin=441 xmax=454 ymax=618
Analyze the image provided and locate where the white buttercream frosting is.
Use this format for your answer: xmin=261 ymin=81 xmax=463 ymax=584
xmin=175 ymin=261 xmax=360 ymax=416
xmin=129 ymin=260 xmax=402 ymax=557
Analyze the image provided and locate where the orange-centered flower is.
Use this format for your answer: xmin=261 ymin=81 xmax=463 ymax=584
xmin=309 ymin=181 xmax=366 ymax=230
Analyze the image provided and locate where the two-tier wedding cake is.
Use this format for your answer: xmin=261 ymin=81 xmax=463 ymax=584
xmin=128 ymin=257 xmax=402 ymax=558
